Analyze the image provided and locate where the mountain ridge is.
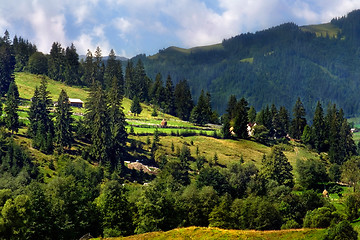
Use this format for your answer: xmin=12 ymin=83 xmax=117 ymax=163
xmin=137 ymin=10 xmax=360 ymax=118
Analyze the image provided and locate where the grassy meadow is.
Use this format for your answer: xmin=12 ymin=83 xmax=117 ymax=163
xmin=92 ymin=226 xmax=327 ymax=240
xmin=14 ymin=72 xmax=321 ymax=171
xmin=300 ymin=23 xmax=340 ymax=38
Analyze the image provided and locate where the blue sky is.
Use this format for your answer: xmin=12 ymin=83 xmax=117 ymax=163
xmin=1 ymin=0 xmax=360 ymax=58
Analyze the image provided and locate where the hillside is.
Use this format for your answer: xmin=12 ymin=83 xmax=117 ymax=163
xmin=93 ymin=227 xmax=326 ymax=240
xmin=139 ymin=10 xmax=360 ymax=118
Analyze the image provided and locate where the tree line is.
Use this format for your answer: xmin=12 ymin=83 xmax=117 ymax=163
xmin=222 ymin=95 xmax=356 ymax=165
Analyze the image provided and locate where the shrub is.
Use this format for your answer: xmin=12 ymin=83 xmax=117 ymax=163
xmin=303 ymin=207 xmax=340 ymax=228
xmin=324 ymin=220 xmax=357 ymax=240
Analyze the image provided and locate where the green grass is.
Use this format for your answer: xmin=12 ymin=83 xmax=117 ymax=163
xmin=240 ymin=57 xmax=254 ymax=63
xmin=300 ymin=23 xmax=340 ymax=38
xmin=15 ymin=72 xmax=89 ymax=101
xmin=129 ymin=134 xmax=318 ymax=168
xmin=92 ymin=226 xmax=327 ymax=240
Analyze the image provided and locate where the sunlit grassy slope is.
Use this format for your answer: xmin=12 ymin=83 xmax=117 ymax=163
xmin=131 ymin=134 xmax=319 ymax=167
xmin=300 ymin=23 xmax=341 ymax=38
xmin=92 ymin=226 xmax=326 ymax=240
xmin=15 ymin=72 xmax=181 ymax=123
xmin=15 ymin=72 xmax=88 ymax=101
xmin=15 ymin=72 xmax=319 ymax=168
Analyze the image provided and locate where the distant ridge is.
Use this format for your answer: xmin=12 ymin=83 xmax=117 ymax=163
xmin=79 ymin=55 xmax=128 ymax=62
xmin=137 ymin=9 xmax=360 ymax=118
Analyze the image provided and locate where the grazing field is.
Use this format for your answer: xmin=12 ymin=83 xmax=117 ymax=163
xmin=130 ymin=134 xmax=319 ymax=168
xmin=15 ymin=72 xmax=197 ymax=133
xmin=92 ymin=226 xmax=327 ymax=240
xmin=301 ymin=23 xmax=340 ymax=38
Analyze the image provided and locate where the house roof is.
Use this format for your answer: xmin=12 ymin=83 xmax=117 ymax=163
xmin=68 ymin=98 xmax=84 ymax=103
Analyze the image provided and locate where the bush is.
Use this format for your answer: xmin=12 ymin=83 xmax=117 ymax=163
xmin=324 ymin=220 xmax=357 ymax=240
xmin=281 ymin=219 xmax=301 ymax=229
xmin=303 ymin=207 xmax=340 ymax=228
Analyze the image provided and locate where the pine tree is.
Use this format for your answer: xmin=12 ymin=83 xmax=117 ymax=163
xmin=130 ymin=96 xmax=142 ymax=116
xmin=248 ymin=106 xmax=256 ymax=123
xmin=263 ymin=105 xmax=272 ymax=130
xmin=326 ymin=104 xmax=342 ymax=164
xmin=134 ymin=59 xmax=149 ymax=102
xmin=81 ymin=49 xmax=94 ymax=86
xmin=4 ymin=81 xmax=19 ymax=134
xmin=339 ymin=119 xmax=356 ymax=161
xmin=278 ymin=106 xmax=290 ymax=137
xmin=290 ymin=97 xmax=307 ymax=139
xmin=261 ymin=146 xmax=294 ymax=188
xmin=85 ymin=82 xmax=111 ymax=164
xmin=48 ymin=42 xmax=65 ymax=81
xmin=301 ymin=125 xmax=312 ymax=145
xmin=312 ymin=101 xmax=326 ymax=152
xmin=94 ymin=46 xmax=105 ymax=87
xmin=104 ymin=49 xmax=124 ymax=94
xmin=108 ymin=76 xmax=128 ymax=169
xmin=64 ymin=43 xmax=80 ymax=85
xmin=164 ymin=75 xmax=175 ymax=115
xmin=150 ymin=73 xmax=164 ymax=107
xmin=221 ymin=114 xmax=231 ymax=139
xmin=28 ymin=87 xmax=41 ymax=137
xmin=174 ymin=79 xmax=194 ymax=121
xmin=28 ymin=78 xmax=54 ymax=153
xmin=233 ymin=97 xmax=249 ymax=139
xmin=0 ymin=30 xmax=15 ymax=96
xmin=226 ymin=95 xmax=237 ymax=120
xmin=190 ymin=90 xmax=212 ymax=125
xmin=124 ymin=60 xmax=135 ymax=99
xmin=54 ymin=89 xmax=73 ymax=152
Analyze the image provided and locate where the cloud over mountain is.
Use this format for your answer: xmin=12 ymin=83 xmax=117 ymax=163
xmin=1 ymin=0 xmax=360 ymax=57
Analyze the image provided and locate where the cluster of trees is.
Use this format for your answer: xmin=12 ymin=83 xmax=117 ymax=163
xmin=222 ymin=95 xmax=356 ymax=165
xmin=124 ymin=60 xmax=217 ymax=124
xmin=25 ymin=75 xmax=128 ymax=170
xmin=2 ymin=129 xmax=358 ymax=239
xmin=8 ymin=32 xmax=217 ymax=125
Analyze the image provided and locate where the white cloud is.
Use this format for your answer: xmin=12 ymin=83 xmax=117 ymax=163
xmin=73 ymin=25 xmax=111 ymax=56
xmin=2 ymin=0 xmax=360 ymax=57
xmin=26 ymin=2 xmax=67 ymax=53
xmin=113 ymin=17 xmax=133 ymax=33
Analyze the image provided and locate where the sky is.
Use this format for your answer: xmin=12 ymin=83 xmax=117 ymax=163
xmin=1 ymin=0 xmax=360 ymax=58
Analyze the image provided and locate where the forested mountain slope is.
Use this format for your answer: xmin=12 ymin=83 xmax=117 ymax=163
xmin=139 ymin=10 xmax=360 ymax=117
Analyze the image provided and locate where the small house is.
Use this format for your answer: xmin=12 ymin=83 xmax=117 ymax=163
xmin=68 ymin=98 xmax=84 ymax=108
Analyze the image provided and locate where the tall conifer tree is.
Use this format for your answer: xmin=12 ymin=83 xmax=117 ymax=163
xmin=233 ymin=97 xmax=249 ymax=139
xmin=226 ymin=95 xmax=237 ymax=120
xmin=48 ymin=42 xmax=65 ymax=81
xmin=85 ymin=82 xmax=111 ymax=164
xmin=28 ymin=78 xmax=54 ymax=153
xmin=312 ymin=101 xmax=326 ymax=152
xmin=64 ymin=43 xmax=80 ymax=85
xmin=163 ymin=75 xmax=175 ymax=115
xmin=0 ymin=30 xmax=15 ymax=96
xmin=190 ymin=90 xmax=212 ymax=125
xmin=290 ymin=97 xmax=307 ymax=139
xmin=94 ymin=46 xmax=105 ymax=87
xmin=174 ymin=79 xmax=194 ymax=121
xmin=108 ymin=76 xmax=128 ymax=169
xmin=81 ymin=49 xmax=94 ymax=86
xmin=124 ymin=60 xmax=134 ymax=99
xmin=4 ymin=81 xmax=19 ymax=134
xmin=134 ymin=59 xmax=149 ymax=102
xmin=54 ymin=89 xmax=73 ymax=152
xmin=278 ymin=106 xmax=290 ymax=137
